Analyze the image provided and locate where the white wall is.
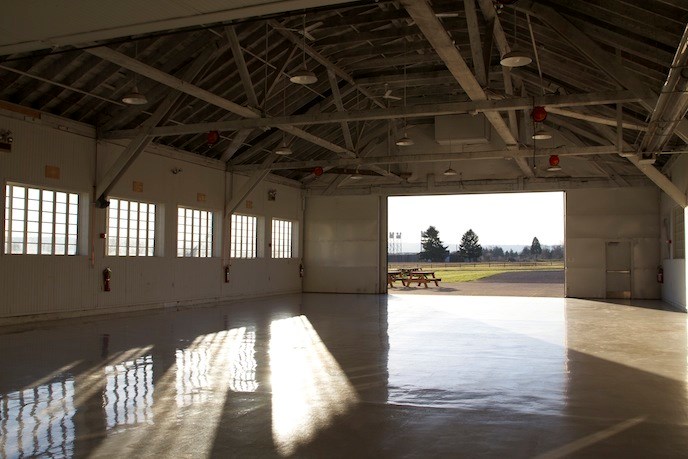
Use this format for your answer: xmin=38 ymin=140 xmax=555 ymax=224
xmin=660 ymin=155 xmax=688 ymax=310
xmin=303 ymin=195 xmax=383 ymax=293
xmin=566 ymin=187 xmax=661 ymax=299
xmin=0 ymin=111 xmax=302 ymax=321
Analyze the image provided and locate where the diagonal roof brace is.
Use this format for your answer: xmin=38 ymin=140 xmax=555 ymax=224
xmin=104 ymin=90 xmax=647 ymax=139
xmin=85 ymin=46 xmax=355 ymax=159
xmin=400 ymin=0 xmax=530 ymax=177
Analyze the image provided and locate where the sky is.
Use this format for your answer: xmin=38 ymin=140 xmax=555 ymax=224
xmin=388 ymin=192 xmax=564 ymax=253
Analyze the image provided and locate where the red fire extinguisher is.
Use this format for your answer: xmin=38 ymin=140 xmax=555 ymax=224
xmin=103 ymin=267 xmax=112 ymax=291
xmin=657 ymin=265 xmax=664 ymax=284
xmin=299 ymin=263 xmax=304 ymax=278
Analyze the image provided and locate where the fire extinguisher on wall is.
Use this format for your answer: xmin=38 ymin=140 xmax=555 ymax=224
xmin=657 ymin=265 xmax=664 ymax=284
xmin=103 ymin=267 xmax=112 ymax=292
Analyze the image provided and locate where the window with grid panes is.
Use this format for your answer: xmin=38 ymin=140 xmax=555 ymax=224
xmin=4 ymin=184 xmax=79 ymax=255
xmin=107 ymin=198 xmax=156 ymax=256
xmin=230 ymin=214 xmax=257 ymax=258
xmin=271 ymin=219 xmax=292 ymax=258
xmin=177 ymin=207 xmax=213 ymax=257
xmin=674 ymin=206 xmax=685 ymax=259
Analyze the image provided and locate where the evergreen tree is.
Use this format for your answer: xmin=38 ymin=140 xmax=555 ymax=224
xmin=458 ymin=229 xmax=483 ymax=262
xmin=520 ymin=246 xmax=531 ymax=259
xmin=531 ymin=237 xmax=542 ymax=259
xmin=550 ymin=245 xmax=564 ymax=259
xmin=419 ymin=226 xmax=449 ymax=262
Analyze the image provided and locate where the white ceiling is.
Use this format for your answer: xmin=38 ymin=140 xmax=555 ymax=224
xmin=0 ymin=0 xmax=350 ymax=55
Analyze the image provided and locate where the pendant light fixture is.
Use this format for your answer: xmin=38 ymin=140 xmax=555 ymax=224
xmin=275 ymin=143 xmax=293 ymax=155
xmin=500 ymin=9 xmax=532 ymax=67
xmin=290 ymin=14 xmax=318 ymax=85
xmin=532 ymin=129 xmax=552 ymax=140
xmin=547 ymin=154 xmax=561 ymax=172
xmin=396 ymin=41 xmax=414 ymax=146
xmin=443 ymin=164 xmax=458 ymax=176
xmin=528 ymin=15 xmax=550 ymax=141
xmin=122 ymin=42 xmax=148 ymax=105
xmin=350 ymin=167 xmax=363 ymax=180
xmin=275 ymin=76 xmax=293 ymax=155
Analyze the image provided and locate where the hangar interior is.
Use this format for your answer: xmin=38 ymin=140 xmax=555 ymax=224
xmin=1 ymin=0 xmax=688 ymax=456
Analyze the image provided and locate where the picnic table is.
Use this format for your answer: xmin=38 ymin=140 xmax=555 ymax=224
xmin=387 ymin=269 xmax=402 ymax=288
xmin=404 ymin=270 xmax=442 ymax=288
xmin=387 ymin=269 xmax=442 ymax=288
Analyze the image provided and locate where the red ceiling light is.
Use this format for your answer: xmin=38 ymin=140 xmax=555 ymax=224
xmin=531 ymin=106 xmax=547 ymax=123
xmin=547 ymin=155 xmax=561 ymax=172
xmin=313 ymin=166 xmax=324 ymax=176
xmin=207 ymin=130 xmax=220 ymax=145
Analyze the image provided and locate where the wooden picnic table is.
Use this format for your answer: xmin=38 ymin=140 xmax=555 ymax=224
xmin=387 ymin=270 xmax=402 ymax=288
xmin=404 ymin=270 xmax=442 ymax=288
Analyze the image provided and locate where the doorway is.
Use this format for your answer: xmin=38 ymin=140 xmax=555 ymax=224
xmin=386 ymin=192 xmax=565 ymax=297
xmin=605 ymin=241 xmax=632 ymax=299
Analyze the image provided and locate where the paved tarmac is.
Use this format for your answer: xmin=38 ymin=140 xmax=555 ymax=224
xmin=392 ymin=270 xmax=565 ymax=297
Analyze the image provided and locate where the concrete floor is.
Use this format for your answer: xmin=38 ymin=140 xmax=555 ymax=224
xmin=0 ymin=294 xmax=686 ymax=458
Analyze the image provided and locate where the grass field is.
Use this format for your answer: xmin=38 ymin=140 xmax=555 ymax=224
xmin=389 ymin=261 xmax=565 ymax=283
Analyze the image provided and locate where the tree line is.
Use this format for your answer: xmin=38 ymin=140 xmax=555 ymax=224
xmin=419 ymin=226 xmax=563 ymax=262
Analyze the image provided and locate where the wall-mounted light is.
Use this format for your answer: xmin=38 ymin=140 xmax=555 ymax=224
xmin=171 ymin=167 xmax=183 ymax=174
xmin=0 ymin=129 xmax=13 ymax=152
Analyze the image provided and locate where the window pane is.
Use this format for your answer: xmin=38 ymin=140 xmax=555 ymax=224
xmin=105 ymin=198 xmax=156 ymax=257
xmin=271 ymin=219 xmax=292 ymax=258
xmin=178 ymin=207 xmax=213 ymax=258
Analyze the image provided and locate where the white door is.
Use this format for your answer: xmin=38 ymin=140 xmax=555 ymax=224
xmin=606 ymin=241 xmax=632 ymax=299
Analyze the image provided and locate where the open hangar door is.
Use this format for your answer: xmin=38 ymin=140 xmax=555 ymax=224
xmin=386 ymin=192 xmax=565 ymax=297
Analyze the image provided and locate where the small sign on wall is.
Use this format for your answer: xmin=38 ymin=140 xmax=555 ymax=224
xmin=133 ymin=181 xmax=143 ymax=192
xmin=45 ymin=165 xmax=60 ymax=179
xmin=245 ymin=200 xmax=253 ymax=209
xmin=197 ymin=193 xmax=206 ymax=202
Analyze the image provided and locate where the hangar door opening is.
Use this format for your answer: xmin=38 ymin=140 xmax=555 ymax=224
xmin=387 ymin=192 xmax=565 ymax=297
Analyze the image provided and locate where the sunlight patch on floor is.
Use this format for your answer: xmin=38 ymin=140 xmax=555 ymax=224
xmin=270 ymin=315 xmax=358 ymax=456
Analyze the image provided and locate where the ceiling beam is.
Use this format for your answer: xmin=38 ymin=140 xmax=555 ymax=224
xmin=106 ymin=90 xmax=647 ymax=139
xmin=229 ymin=145 xmax=623 ymax=172
xmin=95 ymin=48 xmax=215 ymax=205
xmin=477 ymin=0 xmax=510 ymax=56
xmin=463 ymin=0 xmax=487 ymax=87
xmin=327 ymin=69 xmax=355 ymax=151
xmin=547 ymin=107 xmax=648 ymax=132
xmin=639 ymin=24 xmax=688 ymax=154
xmin=546 ymin=115 xmax=612 ymax=145
xmin=99 ymin=42 xmax=230 ymax=132
xmin=85 ymin=46 xmax=354 ymax=159
xmin=226 ymin=157 xmax=275 ymax=217
xmin=400 ymin=0 xmax=532 ymax=177
xmin=591 ymin=124 xmax=687 ymax=207
xmin=502 ymin=67 xmax=519 ymax=139
xmin=309 ymin=176 xmax=654 ymax=197
xmin=225 ymin=25 xmax=259 ymax=108
xmin=515 ymin=1 xmax=688 ymax=145
xmin=268 ymin=19 xmax=386 ymax=109
xmin=588 ymin=156 xmax=631 ymax=187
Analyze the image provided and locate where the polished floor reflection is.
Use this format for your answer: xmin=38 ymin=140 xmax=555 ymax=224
xmin=0 ymin=294 xmax=686 ymax=457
